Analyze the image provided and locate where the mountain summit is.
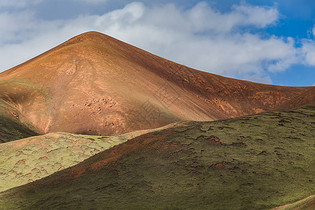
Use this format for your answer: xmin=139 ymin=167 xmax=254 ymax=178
xmin=0 ymin=31 xmax=313 ymax=136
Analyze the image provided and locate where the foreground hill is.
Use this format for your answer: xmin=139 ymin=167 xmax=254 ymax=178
xmin=0 ymin=133 xmax=128 ymax=192
xmin=0 ymin=31 xmax=313 ymax=137
xmin=0 ymin=123 xmax=177 ymax=192
xmin=1 ymin=105 xmax=314 ymax=209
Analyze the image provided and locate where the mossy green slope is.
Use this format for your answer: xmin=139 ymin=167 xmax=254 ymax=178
xmin=0 ymin=123 xmax=177 ymax=193
xmin=0 ymin=106 xmax=314 ymax=210
xmin=0 ymin=132 xmax=137 ymax=192
xmin=0 ymin=101 xmax=38 ymax=143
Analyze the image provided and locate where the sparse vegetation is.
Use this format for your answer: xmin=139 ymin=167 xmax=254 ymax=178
xmin=0 ymin=106 xmax=314 ymax=209
xmin=0 ymin=132 xmax=144 ymax=192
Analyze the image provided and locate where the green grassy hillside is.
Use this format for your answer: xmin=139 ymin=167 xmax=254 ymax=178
xmin=0 ymin=123 xmax=178 ymax=192
xmin=0 ymin=106 xmax=314 ymax=209
xmin=0 ymin=132 xmax=130 ymax=192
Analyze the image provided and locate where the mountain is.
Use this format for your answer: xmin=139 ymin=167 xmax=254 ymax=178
xmin=0 ymin=31 xmax=313 ymax=138
xmin=0 ymin=31 xmax=314 ymax=209
xmin=1 ymin=105 xmax=314 ymax=209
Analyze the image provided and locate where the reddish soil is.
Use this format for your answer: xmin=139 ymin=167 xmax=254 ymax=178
xmin=0 ymin=31 xmax=313 ymax=136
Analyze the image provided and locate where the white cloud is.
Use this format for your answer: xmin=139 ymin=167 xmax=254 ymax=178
xmin=0 ymin=1 xmax=312 ymax=84
xmin=137 ymin=2 xmax=278 ymax=34
xmin=0 ymin=0 xmax=42 ymax=8
xmin=96 ymin=2 xmax=144 ymax=24
xmin=302 ymin=40 xmax=315 ymax=66
xmin=0 ymin=11 xmax=37 ymax=43
xmin=88 ymin=2 xmax=293 ymax=79
xmin=231 ymin=4 xmax=279 ymax=28
xmin=313 ymin=26 xmax=315 ymax=37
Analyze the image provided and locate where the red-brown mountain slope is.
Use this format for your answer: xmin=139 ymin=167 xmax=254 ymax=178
xmin=0 ymin=31 xmax=313 ymax=136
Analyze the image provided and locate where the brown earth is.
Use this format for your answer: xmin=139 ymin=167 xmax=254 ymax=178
xmin=0 ymin=31 xmax=313 ymax=136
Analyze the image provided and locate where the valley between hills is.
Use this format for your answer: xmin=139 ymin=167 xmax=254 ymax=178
xmin=0 ymin=32 xmax=314 ymax=209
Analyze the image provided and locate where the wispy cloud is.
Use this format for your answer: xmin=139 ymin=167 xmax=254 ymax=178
xmin=0 ymin=0 xmax=42 ymax=8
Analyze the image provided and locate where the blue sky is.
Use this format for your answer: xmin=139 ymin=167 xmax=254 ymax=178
xmin=0 ymin=0 xmax=314 ymax=86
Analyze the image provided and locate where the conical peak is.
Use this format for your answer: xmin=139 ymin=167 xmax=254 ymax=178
xmin=73 ymin=31 xmax=107 ymax=40
xmin=63 ymin=31 xmax=115 ymax=47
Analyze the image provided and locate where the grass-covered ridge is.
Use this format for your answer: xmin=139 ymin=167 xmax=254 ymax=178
xmin=0 ymin=123 xmax=177 ymax=192
xmin=0 ymin=132 xmax=140 ymax=192
xmin=0 ymin=105 xmax=314 ymax=209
